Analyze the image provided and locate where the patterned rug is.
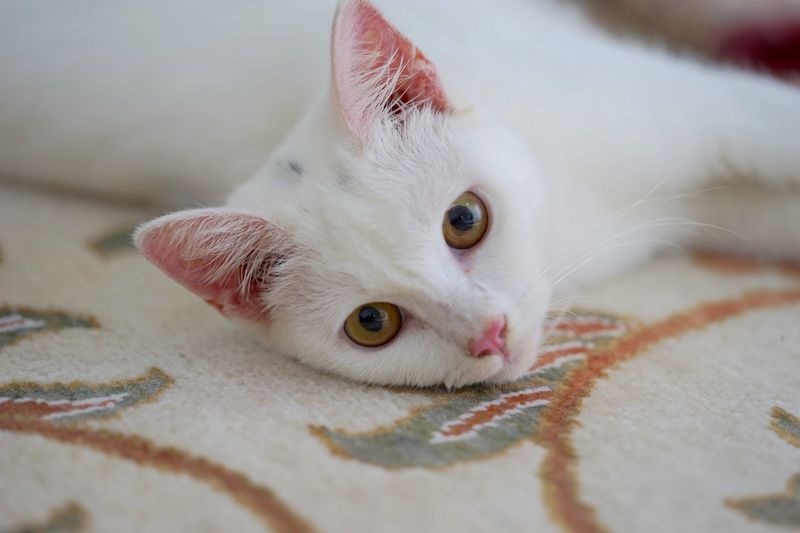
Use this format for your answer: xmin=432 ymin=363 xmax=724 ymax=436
xmin=1 ymin=182 xmax=799 ymax=532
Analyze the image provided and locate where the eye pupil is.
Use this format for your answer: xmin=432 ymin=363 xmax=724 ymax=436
xmin=345 ymin=302 xmax=403 ymax=348
xmin=448 ymin=205 xmax=476 ymax=232
xmin=358 ymin=306 xmax=384 ymax=332
xmin=442 ymin=191 xmax=489 ymax=250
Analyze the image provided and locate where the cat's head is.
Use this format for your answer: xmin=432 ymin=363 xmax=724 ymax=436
xmin=135 ymin=0 xmax=551 ymax=387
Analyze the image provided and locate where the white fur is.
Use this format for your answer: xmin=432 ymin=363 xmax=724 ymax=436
xmin=6 ymin=0 xmax=800 ymax=386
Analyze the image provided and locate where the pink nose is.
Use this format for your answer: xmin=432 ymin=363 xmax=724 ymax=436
xmin=468 ymin=316 xmax=507 ymax=358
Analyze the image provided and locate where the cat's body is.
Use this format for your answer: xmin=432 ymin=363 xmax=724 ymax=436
xmin=5 ymin=0 xmax=799 ymax=386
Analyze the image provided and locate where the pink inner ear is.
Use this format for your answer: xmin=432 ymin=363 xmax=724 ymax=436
xmin=136 ymin=211 xmax=283 ymax=321
xmin=332 ymin=0 xmax=452 ymax=142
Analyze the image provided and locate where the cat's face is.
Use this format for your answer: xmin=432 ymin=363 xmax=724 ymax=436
xmin=135 ymin=0 xmax=552 ymax=387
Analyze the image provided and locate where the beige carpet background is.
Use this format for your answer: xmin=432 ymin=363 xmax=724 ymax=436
xmin=3 ymin=1 xmax=800 ymax=530
xmin=1 ymin=182 xmax=799 ymax=532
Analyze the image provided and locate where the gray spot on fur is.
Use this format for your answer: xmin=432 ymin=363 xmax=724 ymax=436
xmin=276 ymin=159 xmax=304 ymax=179
xmin=335 ymin=167 xmax=353 ymax=187
xmin=288 ymin=160 xmax=303 ymax=175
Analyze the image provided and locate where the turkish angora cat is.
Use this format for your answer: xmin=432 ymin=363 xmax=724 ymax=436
xmin=135 ymin=0 xmax=800 ymax=387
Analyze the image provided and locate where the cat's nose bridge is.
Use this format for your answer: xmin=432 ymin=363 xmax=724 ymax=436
xmin=405 ymin=276 xmax=502 ymax=343
xmin=383 ymin=257 xmax=500 ymax=336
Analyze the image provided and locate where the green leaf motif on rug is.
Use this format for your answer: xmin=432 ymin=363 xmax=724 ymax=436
xmin=0 ymin=367 xmax=173 ymax=424
xmin=0 ymin=307 xmax=98 ymax=349
xmin=1 ymin=502 xmax=88 ymax=533
xmin=727 ymin=407 xmax=800 ymax=528
xmin=87 ymin=225 xmax=138 ymax=258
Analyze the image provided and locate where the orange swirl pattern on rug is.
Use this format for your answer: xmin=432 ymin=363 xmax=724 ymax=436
xmin=1 ymin=419 xmax=314 ymax=533
xmin=537 ymin=288 xmax=800 ymax=533
xmin=0 ymin=310 xmax=314 ymax=533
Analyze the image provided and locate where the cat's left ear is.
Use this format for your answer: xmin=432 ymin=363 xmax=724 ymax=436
xmin=331 ymin=0 xmax=453 ymax=145
xmin=134 ymin=208 xmax=295 ymax=321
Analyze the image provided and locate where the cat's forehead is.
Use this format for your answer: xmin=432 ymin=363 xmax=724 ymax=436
xmin=303 ymin=137 xmax=472 ymax=290
xmin=301 ymin=178 xmax=447 ymax=288
xmin=337 ymin=116 xmax=468 ymax=199
xmin=282 ymin=114 xmax=471 ymax=235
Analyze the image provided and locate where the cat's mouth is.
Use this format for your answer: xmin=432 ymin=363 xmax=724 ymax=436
xmin=449 ymin=342 xmax=520 ymax=387
xmin=473 ymin=323 xmax=544 ymax=385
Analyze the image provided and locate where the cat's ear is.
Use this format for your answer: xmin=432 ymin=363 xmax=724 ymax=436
xmin=134 ymin=208 xmax=294 ymax=321
xmin=331 ymin=0 xmax=452 ymax=144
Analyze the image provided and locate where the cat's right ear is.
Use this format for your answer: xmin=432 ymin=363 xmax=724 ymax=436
xmin=133 ymin=208 xmax=294 ymax=321
xmin=331 ymin=0 xmax=452 ymax=145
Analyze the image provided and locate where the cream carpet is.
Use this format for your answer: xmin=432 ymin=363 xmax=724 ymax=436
xmin=1 ymin=182 xmax=799 ymax=532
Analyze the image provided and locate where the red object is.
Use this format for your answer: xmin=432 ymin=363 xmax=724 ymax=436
xmin=719 ymin=20 xmax=800 ymax=80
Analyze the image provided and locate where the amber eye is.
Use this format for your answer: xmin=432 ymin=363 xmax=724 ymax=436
xmin=344 ymin=302 xmax=403 ymax=347
xmin=442 ymin=191 xmax=489 ymax=249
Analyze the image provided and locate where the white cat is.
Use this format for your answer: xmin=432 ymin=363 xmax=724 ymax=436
xmin=15 ymin=0 xmax=800 ymax=387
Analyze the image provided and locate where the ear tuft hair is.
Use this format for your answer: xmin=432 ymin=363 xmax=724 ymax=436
xmin=134 ymin=208 xmax=294 ymax=320
xmin=331 ymin=0 xmax=452 ymax=144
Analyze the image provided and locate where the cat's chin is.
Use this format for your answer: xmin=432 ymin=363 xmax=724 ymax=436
xmin=449 ymin=344 xmax=540 ymax=387
xmin=482 ymin=355 xmax=538 ymax=385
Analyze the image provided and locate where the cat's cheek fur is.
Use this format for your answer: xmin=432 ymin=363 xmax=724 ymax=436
xmin=258 ymin=297 xmax=522 ymax=388
xmin=264 ymin=282 xmax=549 ymax=388
xmin=448 ymin=122 xmax=554 ymax=373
